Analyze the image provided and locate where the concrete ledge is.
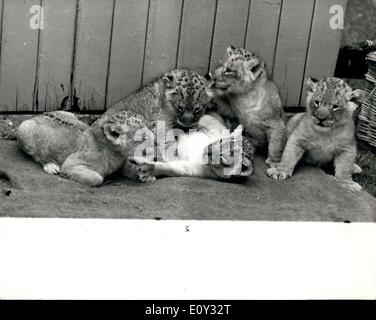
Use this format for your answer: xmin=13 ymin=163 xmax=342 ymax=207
xmin=0 ymin=140 xmax=375 ymax=222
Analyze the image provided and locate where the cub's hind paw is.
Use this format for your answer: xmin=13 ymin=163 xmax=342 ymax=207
xmin=353 ymin=164 xmax=362 ymax=174
xmin=59 ymin=168 xmax=104 ymax=187
xmin=266 ymin=167 xmax=292 ymax=180
xmin=128 ymin=157 xmax=156 ymax=183
xmin=43 ymin=163 xmax=60 ymax=175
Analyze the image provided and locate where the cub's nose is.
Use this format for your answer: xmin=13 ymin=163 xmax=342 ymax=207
xmin=316 ymin=110 xmax=329 ymax=120
xmin=182 ymin=112 xmax=194 ymax=123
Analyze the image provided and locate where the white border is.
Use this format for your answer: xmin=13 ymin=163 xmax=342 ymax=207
xmin=0 ymin=218 xmax=375 ymax=300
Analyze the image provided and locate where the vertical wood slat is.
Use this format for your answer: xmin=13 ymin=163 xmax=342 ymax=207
xmin=177 ymin=0 xmax=216 ymax=74
xmin=210 ymin=0 xmax=250 ymax=72
xmin=72 ymin=0 xmax=114 ymax=111
xmin=37 ymin=0 xmax=76 ymax=111
xmin=106 ymin=0 xmax=149 ymax=107
xmin=245 ymin=0 xmax=282 ymax=76
xmin=272 ymin=0 xmax=315 ymax=107
xmin=0 ymin=0 xmax=40 ymax=112
xmin=142 ymin=0 xmax=183 ymax=85
xmin=300 ymin=0 xmax=347 ymax=106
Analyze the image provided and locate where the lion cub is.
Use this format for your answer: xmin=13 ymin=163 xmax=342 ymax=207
xmin=17 ymin=111 xmax=145 ymax=187
xmin=267 ymin=77 xmax=364 ymax=192
xmin=124 ymin=113 xmax=254 ymax=182
xmin=207 ymin=46 xmax=287 ymax=166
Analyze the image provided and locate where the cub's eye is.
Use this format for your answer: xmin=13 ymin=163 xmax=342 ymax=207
xmin=194 ymin=107 xmax=203 ymax=114
xmin=251 ymin=65 xmax=259 ymax=73
xmin=313 ymin=100 xmax=320 ymax=108
xmin=110 ymin=130 xmax=120 ymax=138
xmin=332 ymin=105 xmax=341 ymax=111
xmin=176 ymin=106 xmax=184 ymax=113
xmin=224 ymin=68 xmax=235 ymax=75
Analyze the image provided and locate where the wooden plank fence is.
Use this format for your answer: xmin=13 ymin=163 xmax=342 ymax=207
xmin=0 ymin=0 xmax=346 ymax=112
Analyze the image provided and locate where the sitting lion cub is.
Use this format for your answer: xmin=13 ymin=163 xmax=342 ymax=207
xmin=207 ymin=46 xmax=287 ymax=167
xmin=267 ymin=77 xmax=364 ymax=192
xmin=17 ymin=111 xmax=145 ymax=187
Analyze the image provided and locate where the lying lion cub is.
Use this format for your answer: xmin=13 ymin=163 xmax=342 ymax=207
xmin=17 ymin=111 xmax=145 ymax=187
xmin=267 ymin=77 xmax=364 ymax=192
xmin=124 ymin=113 xmax=254 ymax=182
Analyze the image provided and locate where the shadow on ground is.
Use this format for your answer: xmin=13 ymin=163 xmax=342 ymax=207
xmin=1 ymin=140 xmax=375 ymax=222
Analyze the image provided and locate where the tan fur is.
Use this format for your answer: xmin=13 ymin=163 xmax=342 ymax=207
xmin=207 ymin=46 xmax=287 ymax=167
xmin=17 ymin=111 xmax=145 ymax=187
xmin=267 ymin=77 xmax=365 ymax=192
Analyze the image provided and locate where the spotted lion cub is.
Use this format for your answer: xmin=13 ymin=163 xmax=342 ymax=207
xmin=101 ymin=69 xmax=212 ymax=132
xmin=17 ymin=110 xmax=145 ymax=187
xmin=207 ymin=46 xmax=287 ymax=167
xmin=267 ymin=77 xmax=364 ymax=192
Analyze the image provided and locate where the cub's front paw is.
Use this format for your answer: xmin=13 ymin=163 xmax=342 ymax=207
xmin=128 ymin=157 xmax=156 ymax=183
xmin=43 ymin=163 xmax=60 ymax=175
xmin=265 ymin=157 xmax=279 ymax=168
xmin=266 ymin=166 xmax=292 ymax=180
xmin=339 ymin=180 xmax=362 ymax=192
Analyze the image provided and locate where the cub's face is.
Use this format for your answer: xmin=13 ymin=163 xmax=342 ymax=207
xmin=162 ymin=69 xmax=211 ymax=129
xmin=306 ymin=77 xmax=365 ymax=130
xmin=100 ymin=111 xmax=146 ymax=155
xmin=208 ymin=46 xmax=267 ymax=96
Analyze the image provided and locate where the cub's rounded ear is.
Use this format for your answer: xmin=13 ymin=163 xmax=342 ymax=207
xmin=204 ymin=72 xmax=215 ymax=98
xmin=346 ymin=89 xmax=366 ymax=112
xmin=306 ymin=77 xmax=318 ymax=92
xmin=226 ymin=45 xmax=236 ymax=55
xmin=161 ymin=73 xmax=175 ymax=89
xmin=102 ymin=123 xmax=122 ymax=143
xmin=346 ymin=89 xmax=366 ymax=104
xmin=204 ymin=72 xmax=214 ymax=88
xmin=204 ymin=72 xmax=213 ymax=81
xmin=259 ymin=60 xmax=266 ymax=70
xmin=233 ymin=124 xmax=244 ymax=137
